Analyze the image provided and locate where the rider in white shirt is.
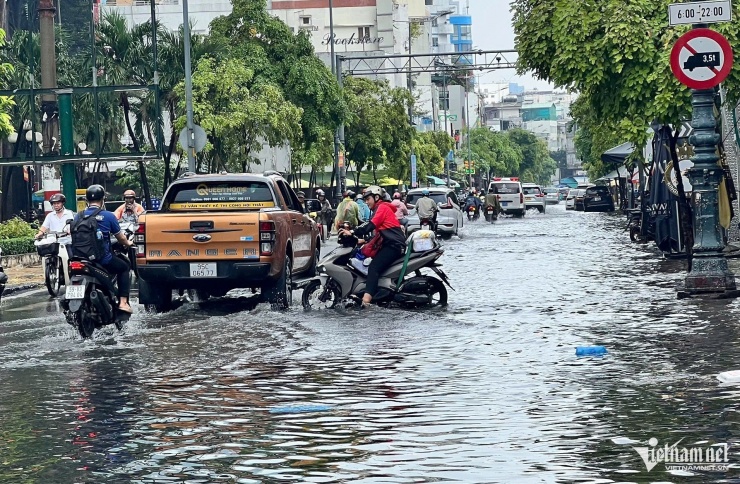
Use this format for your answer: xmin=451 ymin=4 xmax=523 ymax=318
xmin=35 ymin=193 xmax=75 ymax=239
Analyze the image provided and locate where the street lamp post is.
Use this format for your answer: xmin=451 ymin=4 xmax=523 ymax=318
xmin=329 ymin=0 xmax=342 ymax=203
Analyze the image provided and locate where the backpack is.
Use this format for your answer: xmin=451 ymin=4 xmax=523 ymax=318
xmin=70 ymin=206 xmax=106 ymax=262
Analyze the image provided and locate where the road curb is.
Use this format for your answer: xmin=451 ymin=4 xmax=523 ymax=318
xmin=4 ymin=282 xmax=42 ymax=296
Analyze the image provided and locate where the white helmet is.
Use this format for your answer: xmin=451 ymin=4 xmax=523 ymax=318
xmin=364 ymin=185 xmax=382 ymax=198
xmin=316 ymin=189 xmax=325 ymax=197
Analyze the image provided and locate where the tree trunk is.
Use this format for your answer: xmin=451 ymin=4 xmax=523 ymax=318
xmin=120 ymin=92 xmax=151 ymax=208
xmin=163 ymin=99 xmax=176 ymax=189
xmin=1 ymin=166 xmax=28 ymax=221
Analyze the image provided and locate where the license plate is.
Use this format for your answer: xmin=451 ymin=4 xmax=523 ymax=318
xmin=594 ymin=197 xmax=601 ymax=201
xmin=526 ymin=197 xmax=533 ymax=201
xmin=66 ymin=284 xmax=86 ymax=300
xmin=190 ymin=263 xmax=217 ymax=277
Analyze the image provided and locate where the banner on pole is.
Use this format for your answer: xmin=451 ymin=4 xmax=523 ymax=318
xmin=411 ymin=154 xmax=418 ymax=188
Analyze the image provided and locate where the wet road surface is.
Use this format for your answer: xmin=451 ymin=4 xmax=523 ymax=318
xmin=2 ymin=204 xmax=740 ymax=483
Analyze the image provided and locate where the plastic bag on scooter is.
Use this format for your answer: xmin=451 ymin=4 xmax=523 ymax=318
xmin=410 ymin=230 xmax=436 ymax=252
xmin=350 ymin=255 xmax=371 ymax=275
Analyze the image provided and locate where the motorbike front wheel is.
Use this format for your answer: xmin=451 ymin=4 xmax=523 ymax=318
xmin=302 ymin=280 xmax=342 ymax=310
xmin=45 ymin=256 xmax=61 ymax=297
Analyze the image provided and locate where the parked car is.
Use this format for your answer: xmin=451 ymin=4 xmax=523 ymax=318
xmin=543 ymin=187 xmax=560 ymax=205
xmin=522 ymin=183 xmax=546 ymax=213
xmin=406 ymin=187 xmax=464 ymax=238
xmin=489 ymin=178 xmax=525 ymax=217
xmin=583 ymin=186 xmax=615 ymax=212
xmin=565 ymin=189 xmax=581 ymax=210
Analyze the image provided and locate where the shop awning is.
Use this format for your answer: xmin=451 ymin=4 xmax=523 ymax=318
xmin=601 ymin=142 xmax=634 ymax=165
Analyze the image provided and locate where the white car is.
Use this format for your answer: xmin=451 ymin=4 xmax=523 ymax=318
xmin=544 ymin=187 xmax=560 ymax=204
xmin=522 ymin=183 xmax=546 ymax=213
xmin=488 ymin=178 xmax=525 ymax=217
xmin=565 ymin=189 xmax=582 ymax=210
xmin=405 ymin=187 xmax=464 ymax=238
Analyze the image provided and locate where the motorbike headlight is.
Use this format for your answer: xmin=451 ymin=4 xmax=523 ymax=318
xmin=318 ymin=265 xmax=326 ymax=274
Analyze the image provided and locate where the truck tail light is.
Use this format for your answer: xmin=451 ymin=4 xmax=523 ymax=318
xmin=259 ymin=220 xmax=275 ymax=255
xmin=135 ymin=222 xmax=146 ymax=258
xmin=520 ymin=193 xmax=524 ymax=204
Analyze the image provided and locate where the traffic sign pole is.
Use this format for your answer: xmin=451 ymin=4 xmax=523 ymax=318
xmin=671 ymin=21 xmax=737 ymax=294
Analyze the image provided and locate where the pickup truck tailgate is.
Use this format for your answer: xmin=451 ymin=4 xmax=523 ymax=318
xmin=144 ymin=213 xmax=261 ymax=261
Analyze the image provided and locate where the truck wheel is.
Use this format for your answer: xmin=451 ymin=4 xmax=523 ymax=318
xmin=264 ymin=255 xmax=292 ymax=310
xmin=138 ymin=278 xmax=173 ymax=313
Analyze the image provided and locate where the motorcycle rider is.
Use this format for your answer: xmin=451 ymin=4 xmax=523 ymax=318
xmin=356 ymin=193 xmax=371 ymax=222
xmin=35 ymin=193 xmax=75 ymax=239
xmin=339 ymin=185 xmax=407 ymax=309
xmin=464 ymin=190 xmax=482 ymax=218
xmin=72 ymin=185 xmax=135 ymax=314
xmin=333 ymin=190 xmax=361 ymax=232
xmin=391 ymin=192 xmax=409 ymax=231
xmin=114 ymin=189 xmax=145 ymax=223
xmin=415 ymin=189 xmax=439 ymax=232
xmin=316 ymin=189 xmax=334 ymax=237
xmin=485 ymin=187 xmax=501 ymax=219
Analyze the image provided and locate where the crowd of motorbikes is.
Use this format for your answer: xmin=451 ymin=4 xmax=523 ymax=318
xmin=464 ymin=191 xmax=500 ymax=224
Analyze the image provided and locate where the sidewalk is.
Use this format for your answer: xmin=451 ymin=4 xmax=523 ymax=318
xmin=4 ymin=263 xmax=45 ymax=295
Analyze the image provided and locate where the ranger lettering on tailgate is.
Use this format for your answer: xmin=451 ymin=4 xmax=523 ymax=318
xmin=136 ymin=173 xmax=321 ymax=312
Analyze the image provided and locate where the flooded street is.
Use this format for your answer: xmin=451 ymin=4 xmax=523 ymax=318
xmin=3 ymin=204 xmax=740 ymax=483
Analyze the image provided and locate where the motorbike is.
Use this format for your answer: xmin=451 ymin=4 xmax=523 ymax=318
xmin=420 ymin=217 xmax=438 ymax=234
xmin=300 ymin=231 xmax=453 ymax=310
xmin=61 ymin=224 xmax=138 ymax=339
xmin=0 ymin=247 xmax=7 ymax=302
xmin=628 ymin=208 xmax=646 ymax=243
xmin=466 ymin=205 xmax=479 ymax=221
xmin=34 ymin=231 xmax=71 ymax=297
xmin=485 ymin=205 xmax=497 ymax=223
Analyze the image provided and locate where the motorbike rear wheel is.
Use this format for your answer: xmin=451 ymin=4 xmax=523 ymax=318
xmin=406 ymin=277 xmax=448 ymax=308
xmin=302 ymin=279 xmax=342 ymax=310
xmin=75 ymin=304 xmax=96 ymax=339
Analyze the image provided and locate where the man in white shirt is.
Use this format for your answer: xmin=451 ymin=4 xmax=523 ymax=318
xmin=35 ymin=193 xmax=75 ymax=239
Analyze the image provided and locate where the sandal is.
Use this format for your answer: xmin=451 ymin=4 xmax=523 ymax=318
xmin=118 ymin=305 xmax=133 ymax=314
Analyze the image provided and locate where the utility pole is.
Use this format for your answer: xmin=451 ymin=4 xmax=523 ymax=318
xmin=466 ymin=74 xmax=472 ymax=190
xmin=329 ymin=0 xmax=342 ymax=203
xmin=182 ymin=0 xmax=196 ymax=172
xmin=40 ymin=0 xmax=77 ymax=209
xmin=408 ymin=20 xmax=415 ymax=189
xmin=443 ymin=74 xmax=450 ymax=188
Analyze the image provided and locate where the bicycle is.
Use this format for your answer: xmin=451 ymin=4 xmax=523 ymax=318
xmin=35 ymin=232 xmax=71 ymax=297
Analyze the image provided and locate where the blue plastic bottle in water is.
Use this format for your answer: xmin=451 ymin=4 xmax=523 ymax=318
xmin=575 ymin=346 xmax=608 ymax=356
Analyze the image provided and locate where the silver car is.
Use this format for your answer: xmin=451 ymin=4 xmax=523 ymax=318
xmin=544 ymin=187 xmax=560 ymax=204
xmin=405 ymin=188 xmax=464 ymax=239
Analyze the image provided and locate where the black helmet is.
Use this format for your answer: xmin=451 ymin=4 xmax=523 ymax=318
xmin=346 ymin=190 xmax=355 ymax=199
xmin=86 ymin=184 xmax=106 ymax=202
xmin=49 ymin=193 xmax=66 ymax=203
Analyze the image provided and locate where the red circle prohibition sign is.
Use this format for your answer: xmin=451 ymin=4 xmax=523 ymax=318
xmin=670 ymin=28 xmax=733 ymax=90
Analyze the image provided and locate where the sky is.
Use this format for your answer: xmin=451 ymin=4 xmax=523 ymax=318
xmin=468 ymin=0 xmax=554 ymax=90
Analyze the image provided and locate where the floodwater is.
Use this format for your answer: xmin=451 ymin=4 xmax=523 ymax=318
xmin=2 ymin=204 xmax=740 ymax=483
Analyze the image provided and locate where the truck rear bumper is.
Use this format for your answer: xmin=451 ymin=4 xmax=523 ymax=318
xmin=138 ymin=262 xmax=273 ymax=289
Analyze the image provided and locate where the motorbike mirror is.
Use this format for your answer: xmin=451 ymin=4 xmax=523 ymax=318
xmin=305 ymin=199 xmax=322 ymax=213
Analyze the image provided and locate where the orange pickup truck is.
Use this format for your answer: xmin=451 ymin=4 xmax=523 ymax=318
xmin=135 ymin=172 xmax=321 ymax=311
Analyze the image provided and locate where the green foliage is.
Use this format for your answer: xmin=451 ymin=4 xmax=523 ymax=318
xmin=0 ymin=218 xmax=36 ymax=240
xmin=343 ymin=77 xmax=415 ymax=185
xmin=506 ymin=128 xmax=557 ymax=185
xmin=116 ymin=160 xmax=166 ymax=198
xmin=512 ymin=0 xmax=740 ymax=179
xmin=175 ymin=57 xmax=303 ymax=173
xmin=466 ymin=127 xmax=523 ymax=176
xmin=0 ymin=29 xmax=16 ymax=138
xmin=0 ymin=237 xmax=36 ymax=256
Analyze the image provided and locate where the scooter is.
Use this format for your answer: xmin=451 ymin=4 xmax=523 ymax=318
xmin=466 ymin=205 xmax=480 ymax=221
xmin=61 ymin=226 xmax=137 ymax=339
xmin=485 ymin=206 xmax=497 ymax=223
xmin=0 ymin=247 xmax=8 ymax=303
xmin=300 ymin=231 xmax=453 ymax=310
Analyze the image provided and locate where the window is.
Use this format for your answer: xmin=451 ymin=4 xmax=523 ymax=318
xmin=439 ymin=88 xmax=449 ymax=111
xmin=491 ymin=183 xmax=521 ymax=194
xmin=166 ymin=182 xmax=275 ymax=211
xmin=432 ymin=36 xmax=439 ymax=47
xmin=431 ymin=18 xmax=438 ymax=27
xmin=425 ymin=0 xmax=433 ymax=4
xmin=407 ymin=193 xmax=448 ymax=205
xmin=300 ymin=16 xmax=311 ymax=25
xmin=358 ymin=26 xmax=370 ymax=39
xmin=276 ymin=180 xmax=301 ymax=212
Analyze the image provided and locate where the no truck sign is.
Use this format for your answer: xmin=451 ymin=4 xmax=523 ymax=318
xmin=670 ymin=28 xmax=733 ymax=89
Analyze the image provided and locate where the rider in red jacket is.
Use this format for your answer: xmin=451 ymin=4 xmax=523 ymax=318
xmin=340 ymin=185 xmax=406 ymax=308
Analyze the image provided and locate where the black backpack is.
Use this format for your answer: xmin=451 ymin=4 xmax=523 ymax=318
xmin=70 ymin=206 xmax=106 ymax=262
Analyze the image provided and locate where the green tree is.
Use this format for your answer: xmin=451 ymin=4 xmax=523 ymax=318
xmin=511 ymin=0 xmax=740 ymax=179
xmin=209 ymin=0 xmax=345 ymax=180
xmin=466 ymin=127 xmax=523 ymax=178
xmin=175 ymin=57 xmax=303 ymax=173
xmin=506 ymin=128 xmax=557 ymax=185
